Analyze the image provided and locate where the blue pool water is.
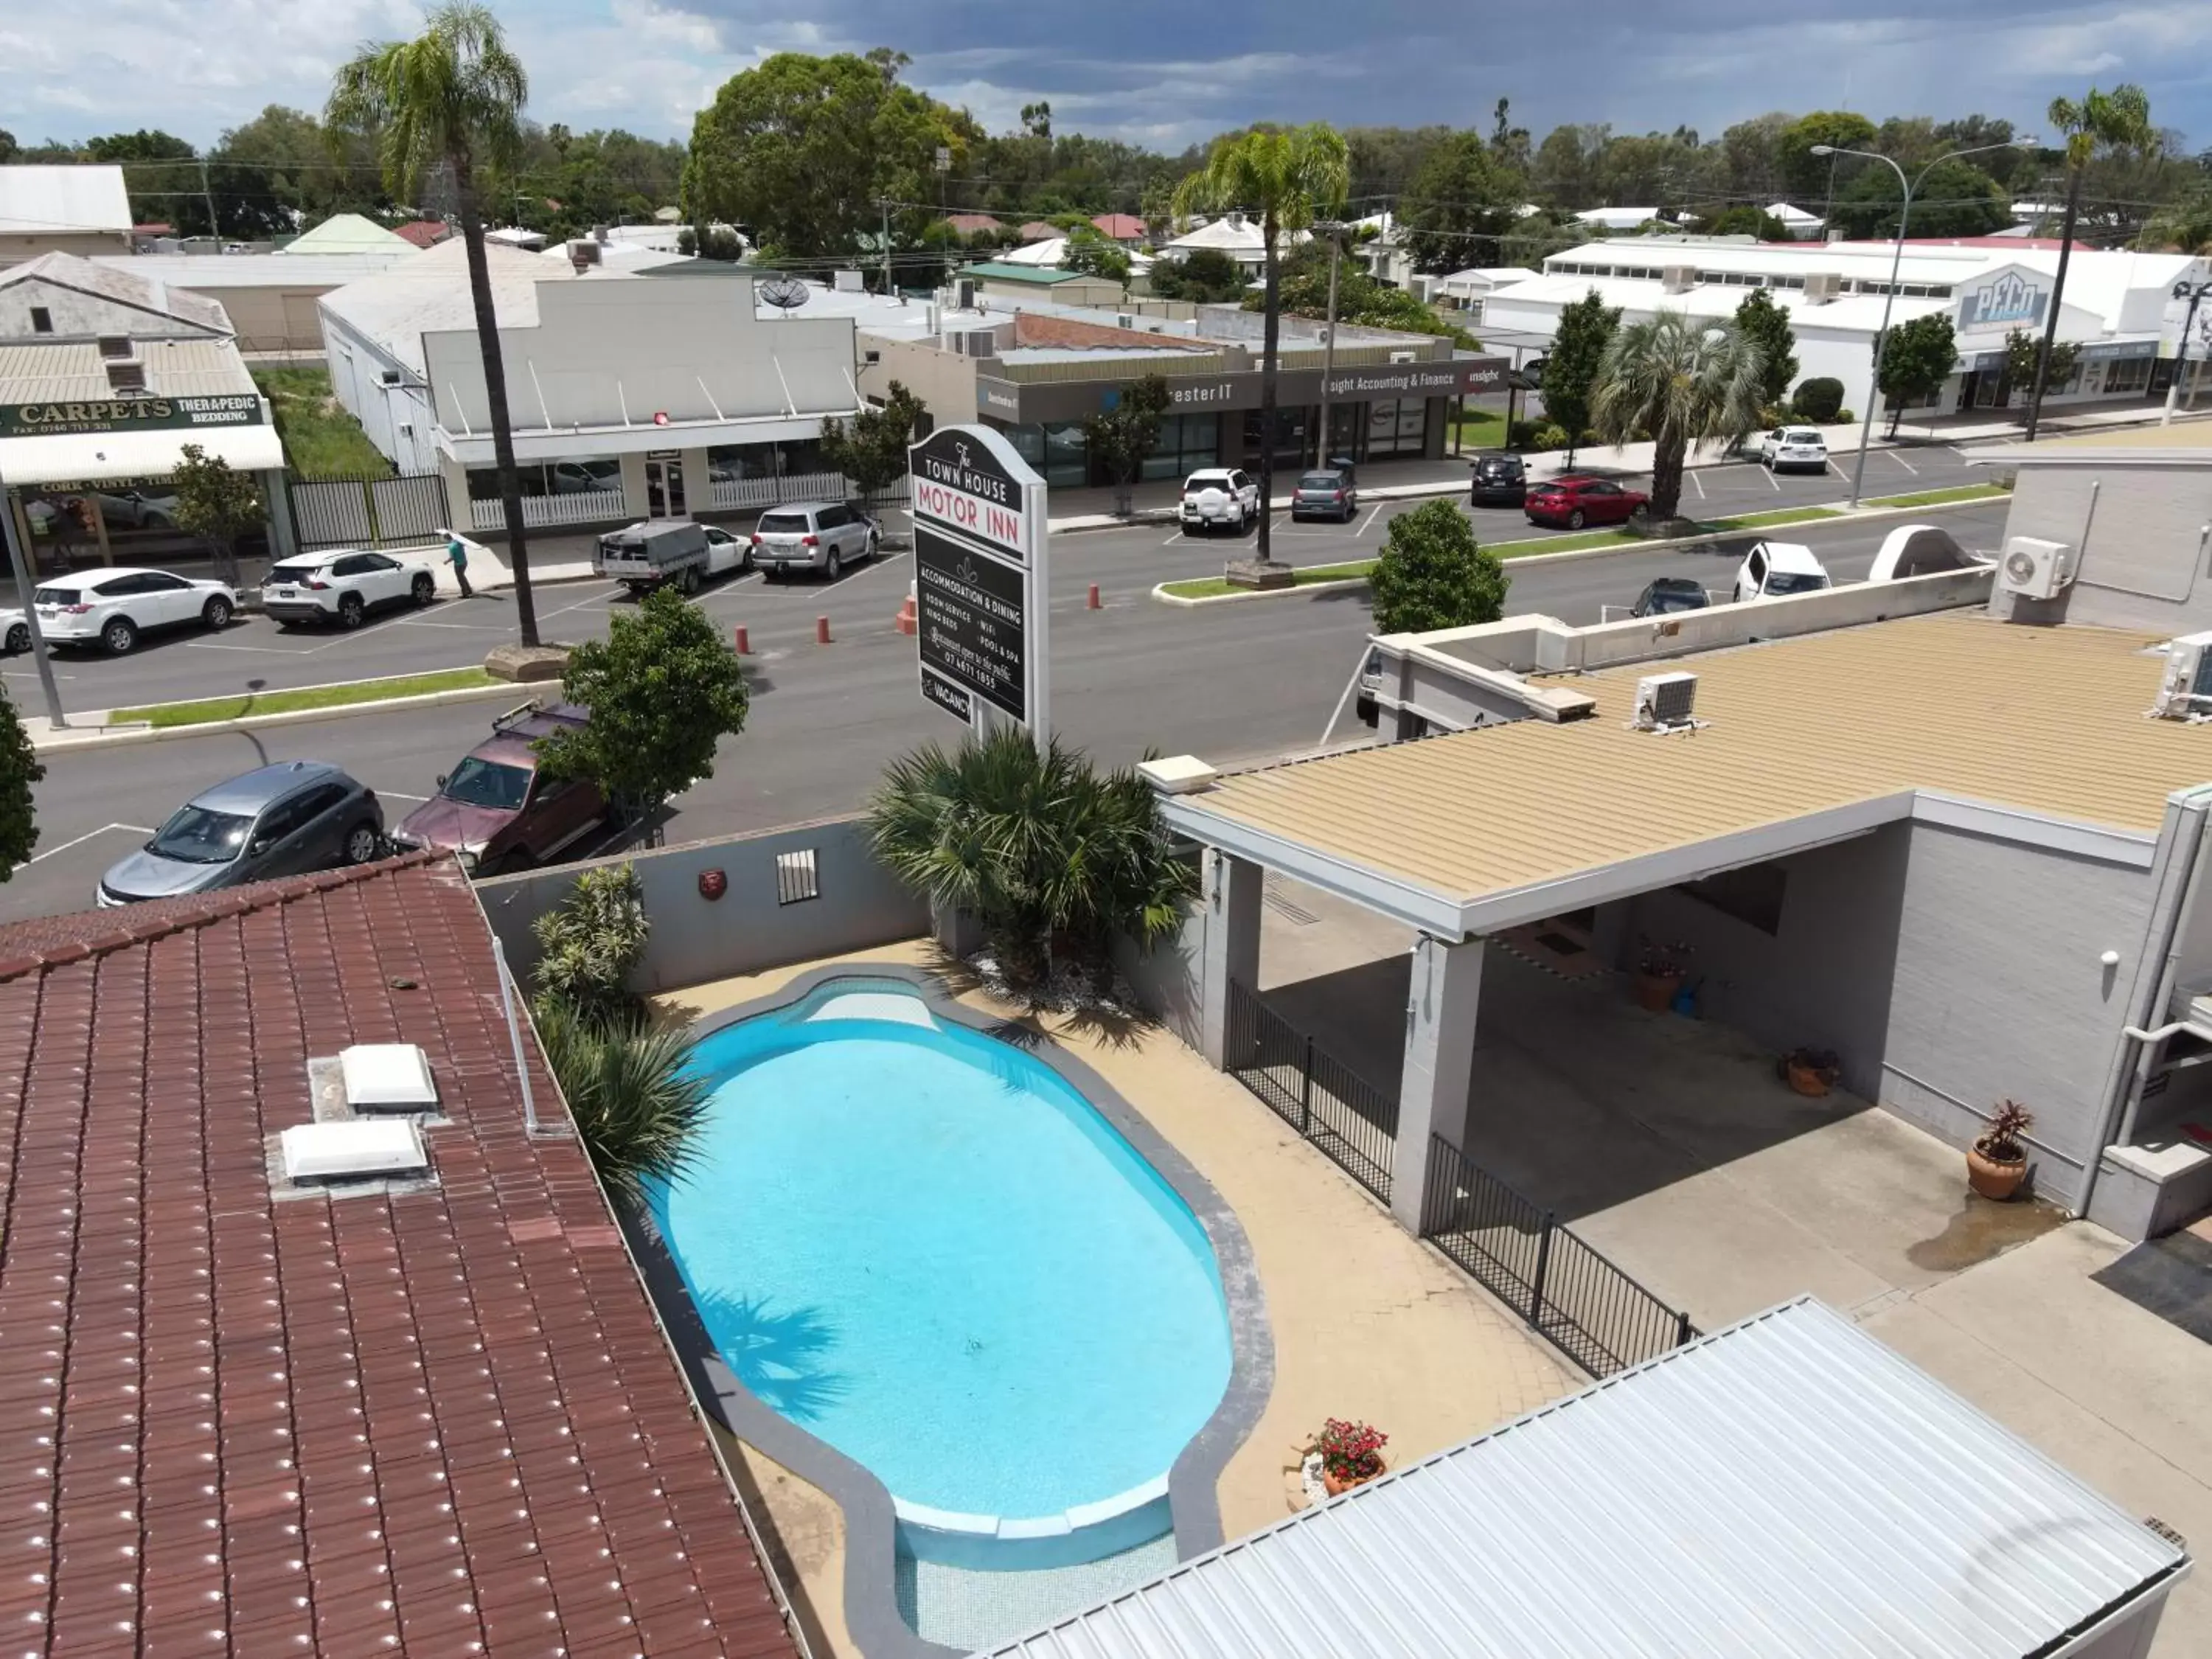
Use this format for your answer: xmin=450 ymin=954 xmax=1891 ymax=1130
xmin=651 ymin=980 xmax=1232 ymax=1544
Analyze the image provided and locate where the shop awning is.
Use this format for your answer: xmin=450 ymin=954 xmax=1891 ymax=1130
xmin=0 ymin=422 xmax=285 ymax=488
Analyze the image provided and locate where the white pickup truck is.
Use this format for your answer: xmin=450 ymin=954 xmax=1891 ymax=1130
xmin=593 ymin=518 xmax=751 ymax=595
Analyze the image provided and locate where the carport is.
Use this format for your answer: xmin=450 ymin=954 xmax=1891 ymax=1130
xmin=1156 ymin=611 xmax=2212 ymax=1284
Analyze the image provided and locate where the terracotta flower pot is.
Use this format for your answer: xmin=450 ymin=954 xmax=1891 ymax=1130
xmin=1786 ymin=1061 xmax=1834 ymax=1097
xmin=1634 ymin=971 xmax=1682 ymax=1012
xmin=1323 ymin=1464 xmax=1381 ymax=1498
xmin=1966 ymin=1144 xmax=2027 ymax=1201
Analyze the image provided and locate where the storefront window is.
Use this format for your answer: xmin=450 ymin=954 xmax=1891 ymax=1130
xmin=16 ymin=477 xmax=265 ymax=577
xmin=1364 ymin=397 xmax=1429 ymax=459
xmin=706 ymin=442 xmax=776 ymax=483
xmin=467 ymin=454 xmax=622 ymax=502
xmin=780 ymin=436 xmax=830 ymax=478
xmin=2101 ymin=356 xmax=2152 ymax=396
xmin=1141 ymin=412 xmax=1221 ymax=479
xmin=1000 ymin=422 xmax=1091 ymax=487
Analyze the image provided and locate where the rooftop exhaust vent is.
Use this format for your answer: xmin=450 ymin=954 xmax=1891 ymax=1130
xmin=281 ymin=1119 xmax=428 ymax=1184
xmin=339 ymin=1043 xmax=439 ymax=1112
xmin=1632 ymin=671 xmax=1700 ymax=732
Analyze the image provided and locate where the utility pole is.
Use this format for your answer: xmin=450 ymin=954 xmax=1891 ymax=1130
xmin=198 ymin=157 xmax=219 ymax=243
xmin=1314 ymin=220 xmax=1346 ymax=468
xmin=0 ymin=472 xmax=67 ymax=731
xmin=877 ymin=198 xmax=894 ymax=294
xmin=2162 ymin=280 xmax=2211 ymax=425
xmin=2024 ymin=151 xmax=2087 ymax=442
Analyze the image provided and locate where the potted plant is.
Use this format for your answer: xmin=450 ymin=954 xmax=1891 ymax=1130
xmin=1967 ymin=1099 xmax=2034 ymax=1200
xmin=1634 ymin=939 xmax=1690 ymax=1012
xmin=1313 ymin=1418 xmax=1388 ymax=1497
xmin=1781 ymin=1046 xmax=1841 ymax=1097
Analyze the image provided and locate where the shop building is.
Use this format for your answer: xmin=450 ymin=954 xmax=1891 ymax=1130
xmin=1481 ymin=236 xmax=2211 ymax=418
xmin=0 ymin=252 xmax=282 ymax=573
xmin=318 ymin=239 xmax=861 ymax=535
xmin=0 ymin=166 xmax=133 ymax=266
xmin=88 ymin=251 xmax=417 ymax=356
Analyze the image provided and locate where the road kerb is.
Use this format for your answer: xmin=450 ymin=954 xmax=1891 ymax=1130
xmin=1149 ymin=495 xmax=2006 ymax=608
xmin=31 ymin=678 xmax=527 ymax=754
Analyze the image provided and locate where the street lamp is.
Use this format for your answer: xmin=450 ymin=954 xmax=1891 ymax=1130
xmin=2165 ymin=277 xmax=2212 ymax=425
xmin=1812 ymin=139 xmax=2039 ymax=507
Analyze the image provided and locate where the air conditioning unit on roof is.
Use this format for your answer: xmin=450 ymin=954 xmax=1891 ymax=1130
xmin=1998 ymin=535 xmax=2076 ymax=600
xmin=1632 ymin=671 xmax=1698 ymax=731
xmin=2153 ymin=630 xmax=2212 ymax=720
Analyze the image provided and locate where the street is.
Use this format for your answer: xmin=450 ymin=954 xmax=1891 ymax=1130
xmin=1 ymin=489 xmax=2012 ymax=926
xmin=0 ymin=442 xmax=1992 ymax=718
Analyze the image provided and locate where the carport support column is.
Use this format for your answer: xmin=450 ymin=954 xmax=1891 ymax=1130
xmin=1389 ymin=933 xmax=1484 ymax=1234
xmin=1199 ymin=850 xmax=1264 ymax=1068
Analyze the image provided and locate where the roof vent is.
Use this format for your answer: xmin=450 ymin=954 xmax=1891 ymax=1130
xmin=339 ymin=1043 xmax=439 ymax=1112
xmin=2152 ymin=630 xmax=2212 ymax=721
xmin=1803 ymin=273 xmax=1841 ymax=305
xmin=568 ymin=238 xmax=602 ymax=271
xmin=97 ymin=335 xmax=133 ymax=360
xmin=105 ymin=360 xmax=147 ymax=393
xmin=1632 ymin=671 xmax=1700 ymax=732
xmin=833 ymin=268 xmax=866 ymax=293
xmin=1661 ymin=264 xmax=1696 ymax=293
xmin=282 ymin=1119 xmax=429 ymax=1184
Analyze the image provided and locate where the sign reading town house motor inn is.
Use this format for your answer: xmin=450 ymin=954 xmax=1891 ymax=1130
xmin=908 ymin=425 xmax=1049 ymax=739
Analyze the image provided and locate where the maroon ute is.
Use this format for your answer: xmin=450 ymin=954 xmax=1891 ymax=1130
xmin=1523 ymin=474 xmax=1651 ymax=530
xmin=390 ymin=700 xmax=608 ymax=877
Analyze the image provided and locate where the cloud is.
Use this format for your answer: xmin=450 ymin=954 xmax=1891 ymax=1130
xmin=5 ymin=0 xmax=2206 ymax=156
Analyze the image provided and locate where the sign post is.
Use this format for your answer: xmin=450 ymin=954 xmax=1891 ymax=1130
xmin=907 ymin=425 xmax=1049 ymax=744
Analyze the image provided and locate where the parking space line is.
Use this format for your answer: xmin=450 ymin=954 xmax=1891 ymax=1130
xmin=1357 ymin=502 xmax=1383 ymax=538
xmin=184 ymin=640 xmax=319 ymax=655
xmin=1690 ymin=470 xmax=1707 ymax=501
xmin=1764 ymin=465 xmax=1781 ymax=493
xmin=13 ymin=823 xmax=155 ymax=872
xmin=1887 ymin=451 xmax=1919 ymax=474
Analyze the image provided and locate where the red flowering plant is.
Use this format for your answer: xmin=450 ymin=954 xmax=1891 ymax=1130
xmin=1314 ymin=1418 xmax=1388 ymax=1484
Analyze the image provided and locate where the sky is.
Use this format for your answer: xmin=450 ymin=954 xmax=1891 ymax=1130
xmin=4 ymin=0 xmax=2210 ymax=158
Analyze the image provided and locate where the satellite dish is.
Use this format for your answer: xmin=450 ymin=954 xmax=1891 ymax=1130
xmin=758 ymin=274 xmax=809 ymax=313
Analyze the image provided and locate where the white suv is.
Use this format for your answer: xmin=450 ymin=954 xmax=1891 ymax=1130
xmin=32 ymin=566 xmax=238 ymax=655
xmin=1758 ymin=427 xmax=1830 ymax=473
xmin=1179 ymin=468 xmax=1259 ymax=535
xmin=262 ymin=549 xmax=437 ymax=629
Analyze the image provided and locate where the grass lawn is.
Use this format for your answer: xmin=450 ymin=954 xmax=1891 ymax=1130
xmin=253 ymin=366 xmax=392 ymax=479
xmin=1861 ymin=483 xmax=2011 ymax=509
xmin=1160 ymin=504 xmax=1849 ymax=599
xmin=112 ymin=667 xmax=495 ymax=730
xmin=1448 ymin=408 xmax=1507 ymax=449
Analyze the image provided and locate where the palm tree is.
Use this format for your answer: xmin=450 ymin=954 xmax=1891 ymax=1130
xmin=2024 ymin=85 xmax=2154 ymax=440
xmin=328 ymin=2 xmax=543 ymax=647
xmin=1590 ymin=310 xmax=1766 ymax=523
xmin=1172 ymin=125 xmax=1350 ymax=571
xmin=535 ymin=997 xmax=712 ymax=1202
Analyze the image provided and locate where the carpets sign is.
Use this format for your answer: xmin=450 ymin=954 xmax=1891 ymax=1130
xmin=908 ymin=423 xmax=1050 ymax=737
xmin=0 ymin=394 xmax=266 ymax=437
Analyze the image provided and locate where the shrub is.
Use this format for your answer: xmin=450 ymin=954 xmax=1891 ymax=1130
xmin=531 ymin=863 xmax=650 ymax=1026
xmin=1531 ymin=422 xmax=1568 ymax=450
xmin=1835 ymin=409 xmax=1854 ymax=425
xmin=535 ymin=997 xmax=712 ymax=1201
xmin=1368 ymin=498 xmax=1509 ymax=635
xmin=1315 ymin=1418 xmax=1388 ymax=1484
xmin=1790 ymin=376 xmax=1846 ymax=422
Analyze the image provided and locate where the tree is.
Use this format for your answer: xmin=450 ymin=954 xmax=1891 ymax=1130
xmin=530 ymin=862 xmax=650 ymax=1027
xmin=84 ymin=130 xmax=207 ymax=234
xmin=1400 ymin=131 xmax=1523 ymax=272
xmin=1541 ymin=289 xmax=1621 ymax=468
xmin=1173 ymin=123 xmax=1350 ymax=571
xmin=2004 ymin=327 xmax=2077 ymax=419
xmin=819 ymin=380 xmax=925 ymax=498
xmin=1829 ymin=156 xmax=2008 ymax=239
xmin=329 ymin=3 xmax=546 ymax=648
xmin=1264 ymin=240 xmax=1474 ymax=344
xmin=1061 ymin=223 xmax=1131 ymax=285
xmin=866 ymin=726 xmax=1194 ymax=992
xmin=1878 ymin=315 xmax=1959 ymax=435
xmin=682 ymin=52 xmax=970 ymax=257
xmin=1147 ymin=247 xmax=1246 ymax=302
xmin=0 ymin=698 xmax=41 ymax=879
xmin=167 ymin=444 xmax=264 ymax=585
xmin=1705 ymin=205 xmax=1790 ymax=240
xmin=1733 ymin=287 xmax=1798 ymax=408
xmin=1531 ymin=123 xmax=1611 ymax=211
xmin=1791 ymin=376 xmax=1847 ymax=422
xmin=209 ymin=106 xmax=389 ymax=235
xmin=2027 ymin=85 xmax=2154 ymax=439
xmin=1082 ymin=373 xmax=1172 ymax=514
xmin=1778 ymin=111 xmax=1876 ymax=200
xmin=1368 ymin=499 xmax=1509 ymax=636
xmin=535 ymin=998 xmax=712 ymax=1200
xmin=537 ymin=586 xmax=749 ymax=838
xmin=1591 ymin=310 xmax=1766 ymax=521
xmin=0 ymin=130 xmax=15 ymax=165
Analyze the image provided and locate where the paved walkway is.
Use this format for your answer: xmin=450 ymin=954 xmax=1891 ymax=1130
xmin=660 ymin=937 xmax=1573 ymax=1658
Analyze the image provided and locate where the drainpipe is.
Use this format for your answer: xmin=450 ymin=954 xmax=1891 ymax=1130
xmin=2079 ymin=785 xmax=2212 ymax=1219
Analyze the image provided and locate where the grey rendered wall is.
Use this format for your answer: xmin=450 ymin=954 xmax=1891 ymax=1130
xmin=476 ymin=815 xmax=930 ymax=993
xmin=1114 ymin=898 xmax=1207 ymax=1051
xmin=1628 ymin=821 xmax=2152 ymax=1206
xmin=0 ymin=272 xmax=215 ymax=338
xmin=1994 ymin=464 xmax=2212 ymax=632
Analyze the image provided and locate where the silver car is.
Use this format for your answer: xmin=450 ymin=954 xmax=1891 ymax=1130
xmin=750 ymin=501 xmax=878 ymax=580
xmin=99 ymin=761 xmax=384 ymax=906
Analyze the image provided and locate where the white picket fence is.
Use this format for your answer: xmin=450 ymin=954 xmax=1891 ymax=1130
xmin=468 ymin=488 xmax=626 ymax=532
xmin=708 ymin=472 xmax=848 ymax=510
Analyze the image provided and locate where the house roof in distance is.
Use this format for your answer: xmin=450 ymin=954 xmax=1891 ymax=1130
xmin=0 ymin=164 xmax=131 ymax=236
xmin=965 ymin=261 xmax=1095 ymax=285
xmin=280 ymin=212 xmax=411 ymax=255
xmin=983 ymin=1298 xmax=2187 ymax=1659
xmin=0 ymin=857 xmax=800 ymax=1656
xmin=1091 ymin=213 xmax=1146 ymax=240
xmin=391 ymin=220 xmax=451 ymax=248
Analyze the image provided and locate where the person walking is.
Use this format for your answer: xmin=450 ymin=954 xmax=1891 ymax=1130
xmin=443 ymin=529 xmax=473 ymax=599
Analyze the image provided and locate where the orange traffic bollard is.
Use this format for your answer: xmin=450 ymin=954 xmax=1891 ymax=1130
xmin=1088 ymin=583 xmax=1102 ymax=610
xmin=816 ymin=615 xmax=832 ymax=645
xmin=733 ymin=625 xmax=750 ymax=655
xmin=894 ymin=591 xmax=917 ymax=635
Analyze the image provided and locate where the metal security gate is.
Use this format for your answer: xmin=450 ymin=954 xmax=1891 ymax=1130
xmin=288 ymin=472 xmax=451 ymax=551
xmin=1223 ymin=980 xmax=1399 ymax=1203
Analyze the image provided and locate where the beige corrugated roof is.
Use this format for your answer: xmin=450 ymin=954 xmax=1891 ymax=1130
xmin=1183 ymin=612 xmax=2211 ymax=904
xmin=0 ymin=338 xmax=258 ymax=404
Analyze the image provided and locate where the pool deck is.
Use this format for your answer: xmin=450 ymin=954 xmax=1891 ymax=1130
xmin=658 ymin=940 xmax=1576 ymax=1658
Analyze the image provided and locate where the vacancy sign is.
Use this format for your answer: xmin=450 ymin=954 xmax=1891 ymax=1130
xmin=908 ymin=424 xmax=1049 ymax=739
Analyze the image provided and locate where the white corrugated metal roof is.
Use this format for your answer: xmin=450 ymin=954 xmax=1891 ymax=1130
xmin=0 ymin=165 xmax=131 ymax=236
xmin=980 ymin=1299 xmax=2188 ymax=1659
xmin=317 ymin=238 xmax=636 ymax=372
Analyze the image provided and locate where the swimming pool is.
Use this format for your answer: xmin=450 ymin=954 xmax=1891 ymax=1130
xmin=651 ymin=973 xmax=1239 ymax=1572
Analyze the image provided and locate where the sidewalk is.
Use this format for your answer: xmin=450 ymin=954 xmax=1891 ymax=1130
xmin=1887 ymin=397 xmax=2212 ymax=446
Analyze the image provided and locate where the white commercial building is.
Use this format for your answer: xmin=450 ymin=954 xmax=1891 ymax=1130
xmin=0 ymin=166 xmax=133 ymax=265
xmin=318 ymin=239 xmax=862 ymax=535
xmin=1481 ymin=236 xmax=2212 ymax=419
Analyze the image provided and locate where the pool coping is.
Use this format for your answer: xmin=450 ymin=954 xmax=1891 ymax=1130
xmin=621 ymin=964 xmax=1276 ymax=1659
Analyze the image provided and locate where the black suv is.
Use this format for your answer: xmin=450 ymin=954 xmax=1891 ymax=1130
xmin=1470 ymin=453 xmax=1528 ymax=507
xmin=1630 ymin=577 xmax=1712 ymax=617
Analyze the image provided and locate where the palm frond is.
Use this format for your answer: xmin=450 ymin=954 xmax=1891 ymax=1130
xmin=538 ymin=999 xmax=712 ymax=1202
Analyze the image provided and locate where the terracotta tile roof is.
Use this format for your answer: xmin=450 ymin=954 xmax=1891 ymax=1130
xmin=392 ymin=220 xmax=451 ymax=249
xmin=0 ymin=855 xmax=799 ymax=1656
xmin=944 ymin=213 xmax=1003 ymax=234
xmin=1091 ymin=214 xmax=1146 ymax=241
xmin=1009 ymin=312 xmax=1206 ymax=352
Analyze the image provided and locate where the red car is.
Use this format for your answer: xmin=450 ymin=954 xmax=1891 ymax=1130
xmin=1524 ymin=475 xmax=1650 ymax=530
xmin=389 ymin=700 xmax=609 ymax=877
